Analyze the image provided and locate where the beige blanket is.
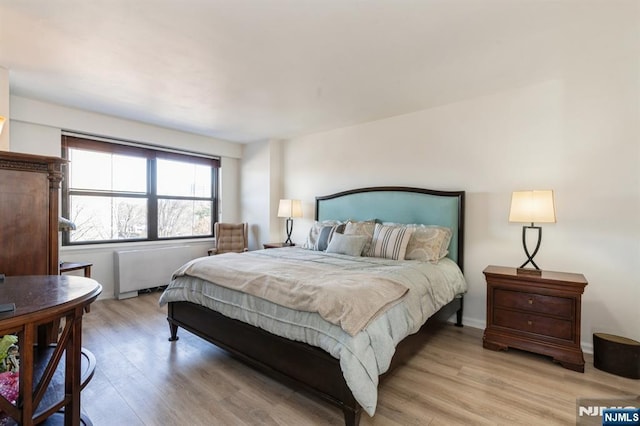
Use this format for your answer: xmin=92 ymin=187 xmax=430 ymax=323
xmin=172 ymin=250 xmax=409 ymax=336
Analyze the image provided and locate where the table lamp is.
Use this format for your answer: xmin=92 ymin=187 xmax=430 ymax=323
xmin=277 ymin=199 xmax=302 ymax=246
xmin=509 ymin=190 xmax=556 ymax=275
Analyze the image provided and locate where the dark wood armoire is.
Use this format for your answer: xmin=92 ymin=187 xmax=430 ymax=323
xmin=0 ymin=151 xmax=66 ymax=276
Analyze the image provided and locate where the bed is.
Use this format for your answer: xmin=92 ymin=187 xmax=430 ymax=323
xmin=160 ymin=186 xmax=466 ymax=425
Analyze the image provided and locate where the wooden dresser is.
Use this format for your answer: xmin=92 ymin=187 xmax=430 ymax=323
xmin=483 ymin=265 xmax=588 ymax=372
xmin=0 ymin=151 xmax=66 ymax=276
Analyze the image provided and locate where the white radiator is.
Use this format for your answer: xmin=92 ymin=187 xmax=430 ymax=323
xmin=114 ymin=245 xmax=197 ymax=299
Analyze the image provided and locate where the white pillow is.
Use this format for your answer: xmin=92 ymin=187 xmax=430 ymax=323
xmin=368 ymin=223 xmax=414 ymax=260
xmin=326 ymin=233 xmax=369 ymax=257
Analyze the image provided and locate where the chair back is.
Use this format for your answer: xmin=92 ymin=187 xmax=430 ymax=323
xmin=211 ymin=222 xmax=248 ymax=254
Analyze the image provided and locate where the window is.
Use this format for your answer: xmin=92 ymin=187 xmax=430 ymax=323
xmin=61 ymin=135 xmax=219 ymax=245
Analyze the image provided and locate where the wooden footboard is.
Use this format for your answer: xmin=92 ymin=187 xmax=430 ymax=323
xmin=167 ymin=295 xmax=463 ymax=426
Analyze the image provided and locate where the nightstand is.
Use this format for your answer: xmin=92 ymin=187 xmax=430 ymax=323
xmin=482 ymin=265 xmax=588 ymax=372
xmin=263 ymin=243 xmax=295 ymax=249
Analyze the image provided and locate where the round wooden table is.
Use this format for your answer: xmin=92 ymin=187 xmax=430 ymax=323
xmin=0 ymin=275 xmax=102 ymax=426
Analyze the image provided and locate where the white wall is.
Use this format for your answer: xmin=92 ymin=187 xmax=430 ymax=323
xmin=241 ymin=139 xmax=286 ymax=249
xmin=242 ymin=141 xmax=270 ymax=249
xmin=0 ymin=67 xmax=9 ymax=150
xmin=219 ymin=156 xmax=241 ymax=222
xmin=272 ymin=12 xmax=640 ymax=350
xmin=8 ymin=96 xmax=244 ymax=299
xmin=10 ymin=96 xmax=242 ymax=158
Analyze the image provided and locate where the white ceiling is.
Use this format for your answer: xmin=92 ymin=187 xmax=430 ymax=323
xmin=0 ymin=1 xmax=593 ymax=143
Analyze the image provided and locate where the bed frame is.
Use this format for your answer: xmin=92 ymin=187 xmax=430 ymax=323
xmin=166 ymin=186 xmax=465 ymax=425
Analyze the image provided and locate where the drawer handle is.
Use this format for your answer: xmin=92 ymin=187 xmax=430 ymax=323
xmin=527 ymin=320 xmax=533 ymax=326
xmin=528 ymin=298 xmax=533 ymax=305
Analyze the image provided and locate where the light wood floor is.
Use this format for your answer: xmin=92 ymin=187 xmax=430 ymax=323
xmin=81 ymin=291 xmax=638 ymax=425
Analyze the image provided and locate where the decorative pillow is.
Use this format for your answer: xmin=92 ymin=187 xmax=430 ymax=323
xmin=405 ymin=225 xmax=452 ymax=261
xmin=343 ymin=220 xmax=376 ymax=255
xmin=303 ymin=220 xmax=342 ymax=249
xmin=326 ymin=233 xmax=369 ymax=257
xmin=314 ymin=224 xmax=344 ymax=251
xmin=368 ymin=224 xmax=414 ymax=260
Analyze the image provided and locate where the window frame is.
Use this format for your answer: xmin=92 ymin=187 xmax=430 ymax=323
xmin=61 ymin=135 xmax=219 ymax=246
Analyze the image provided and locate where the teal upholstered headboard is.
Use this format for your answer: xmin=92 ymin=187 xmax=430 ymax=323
xmin=316 ymin=186 xmax=465 ymax=269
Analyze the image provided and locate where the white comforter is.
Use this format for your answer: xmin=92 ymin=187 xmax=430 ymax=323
xmin=169 ymin=248 xmax=410 ymax=336
xmin=159 ymin=248 xmax=467 ymax=416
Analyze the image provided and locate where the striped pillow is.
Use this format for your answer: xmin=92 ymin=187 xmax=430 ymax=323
xmin=368 ymin=224 xmax=414 ymax=260
xmin=304 ymin=220 xmax=342 ymax=249
xmin=314 ymin=224 xmax=343 ymax=251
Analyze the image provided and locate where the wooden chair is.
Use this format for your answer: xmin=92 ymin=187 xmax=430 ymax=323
xmin=208 ymin=222 xmax=249 ymax=255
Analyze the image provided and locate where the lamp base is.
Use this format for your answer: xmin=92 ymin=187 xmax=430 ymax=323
xmin=517 ymin=267 xmax=542 ymax=276
xmin=284 ymin=218 xmax=293 ymax=245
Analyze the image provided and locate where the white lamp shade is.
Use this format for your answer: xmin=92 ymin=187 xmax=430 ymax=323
xmin=0 ymin=116 xmax=5 ymax=135
xmin=277 ymin=199 xmax=302 ymax=218
xmin=509 ymin=190 xmax=556 ymax=223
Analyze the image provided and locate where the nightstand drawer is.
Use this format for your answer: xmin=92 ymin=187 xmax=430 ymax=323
xmin=494 ymin=308 xmax=573 ymax=340
xmin=494 ymin=289 xmax=573 ymax=318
